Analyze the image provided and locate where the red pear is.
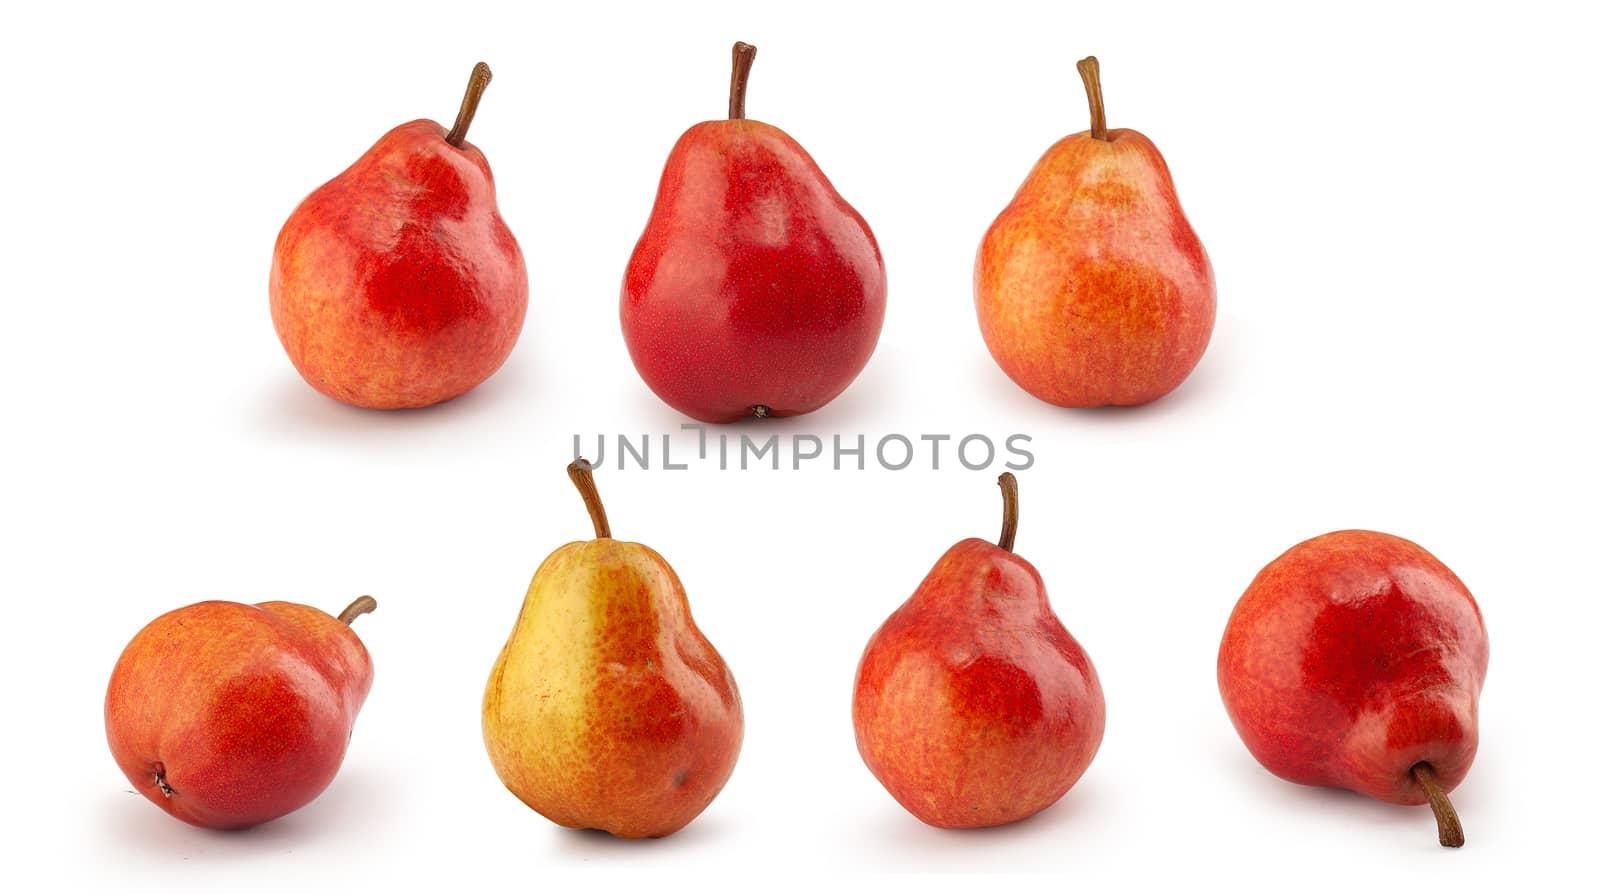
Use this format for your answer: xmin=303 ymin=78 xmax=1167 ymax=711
xmin=1217 ymin=530 xmax=1488 ymax=847
xmin=975 ymin=56 xmax=1214 ymax=407
xmin=622 ymin=42 xmax=887 ymax=423
xmin=105 ymin=596 xmax=377 ymax=830
xmin=853 ymin=474 xmax=1105 ymax=828
xmin=271 ymin=63 xmax=527 ymax=409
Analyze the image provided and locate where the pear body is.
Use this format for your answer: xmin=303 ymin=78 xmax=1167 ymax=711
xmin=271 ymin=120 xmax=528 ymax=409
xmin=104 ymin=600 xmax=374 ymax=829
xmin=1217 ymin=530 xmax=1488 ymax=804
xmin=483 ymin=538 xmax=743 ymax=838
xmin=976 ymin=128 xmax=1214 ymax=407
xmin=853 ymin=538 xmax=1105 ymax=828
xmin=622 ymin=119 xmax=886 ymax=423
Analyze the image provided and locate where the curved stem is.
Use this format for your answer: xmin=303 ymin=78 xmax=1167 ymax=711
xmin=1076 ymin=56 xmax=1108 ymax=141
xmin=729 ymin=41 xmax=757 ymax=120
xmin=996 ymin=472 xmax=1020 ymax=552
xmin=338 ymin=596 xmax=378 ymax=625
xmin=445 ymin=62 xmax=493 ymax=148
xmin=1411 ymin=763 xmax=1464 ymax=848
xmin=567 ymin=459 xmax=613 ymax=539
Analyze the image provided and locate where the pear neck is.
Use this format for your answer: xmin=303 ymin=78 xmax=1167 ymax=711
xmin=567 ymin=460 xmax=613 ymax=539
xmin=917 ymin=539 xmax=1044 ymax=616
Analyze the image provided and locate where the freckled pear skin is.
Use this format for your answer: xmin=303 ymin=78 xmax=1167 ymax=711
xmin=621 ymin=42 xmax=886 ymax=423
xmin=104 ymin=597 xmax=376 ymax=830
xmin=482 ymin=463 xmax=742 ymax=839
xmin=852 ymin=474 xmax=1105 ymax=829
xmin=270 ymin=63 xmax=528 ymax=410
xmin=1218 ymin=530 xmax=1488 ymax=847
xmin=976 ymin=56 xmax=1214 ymax=407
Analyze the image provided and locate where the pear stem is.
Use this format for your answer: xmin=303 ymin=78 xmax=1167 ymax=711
xmin=568 ymin=459 xmax=612 ymax=539
xmin=337 ymin=596 xmax=378 ymax=625
xmin=445 ymin=62 xmax=493 ymax=148
xmin=729 ymin=41 xmax=757 ymax=120
xmin=1077 ymin=56 xmax=1108 ymax=141
xmin=996 ymin=472 xmax=1020 ymax=552
xmin=1411 ymin=763 xmax=1464 ymax=848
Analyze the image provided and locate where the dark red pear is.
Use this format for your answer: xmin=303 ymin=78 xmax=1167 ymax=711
xmin=1218 ymin=530 xmax=1489 ymax=847
xmin=622 ymin=41 xmax=886 ymax=423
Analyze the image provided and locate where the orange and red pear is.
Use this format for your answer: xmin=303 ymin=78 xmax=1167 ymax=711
xmin=853 ymin=474 xmax=1105 ymax=828
xmin=271 ymin=63 xmax=527 ymax=409
xmin=105 ymin=596 xmax=378 ymax=830
xmin=976 ymin=56 xmax=1215 ymax=407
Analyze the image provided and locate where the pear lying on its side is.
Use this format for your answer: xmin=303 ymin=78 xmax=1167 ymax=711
xmin=1218 ymin=530 xmax=1489 ymax=847
xmin=105 ymin=596 xmax=377 ymax=829
xmin=482 ymin=461 xmax=743 ymax=839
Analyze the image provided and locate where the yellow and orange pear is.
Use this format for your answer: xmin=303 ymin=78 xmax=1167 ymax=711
xmin=482 ymin=461 xmax=742 ymax=838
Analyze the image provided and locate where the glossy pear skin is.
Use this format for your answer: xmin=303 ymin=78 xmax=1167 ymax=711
xmin=622 ymin=119 xmax=887 ymax=423
xmin=105 ymin=601 xmax=374 ymax=830
xmin=853 ymin=538 xmax=1105 ymax=828
xmin=483 ymin=539 xmax=743 ymax=838
xmin=271 ymin=120 xmax=528 ymax=409
xmin=976 ymin=129 xmax=1215 ymax=407
xmin=1218 ymin=531 xmax=1488 ymax=805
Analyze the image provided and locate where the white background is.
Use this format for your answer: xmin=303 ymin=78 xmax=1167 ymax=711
xmin=2 ymin=0 xmax=1595 ymax=888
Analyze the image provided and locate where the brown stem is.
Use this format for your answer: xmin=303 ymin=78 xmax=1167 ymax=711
xmin=567 ymin=459 xmax=612 ymax=539
xmin=729 ymin=41 xmax=757 ymax=120
xmin=445 ymin=62 xmax=493 ymax=148
xmin=1411 ymin=763 xmax=1464 ymax=848
xmin=1076 ymin=56 xmax=1108 ymax=141
xmin=338 ymin=596 xmax=378 ymax=625
xmin=996 ymin=472 xmax=1020 ymax=552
